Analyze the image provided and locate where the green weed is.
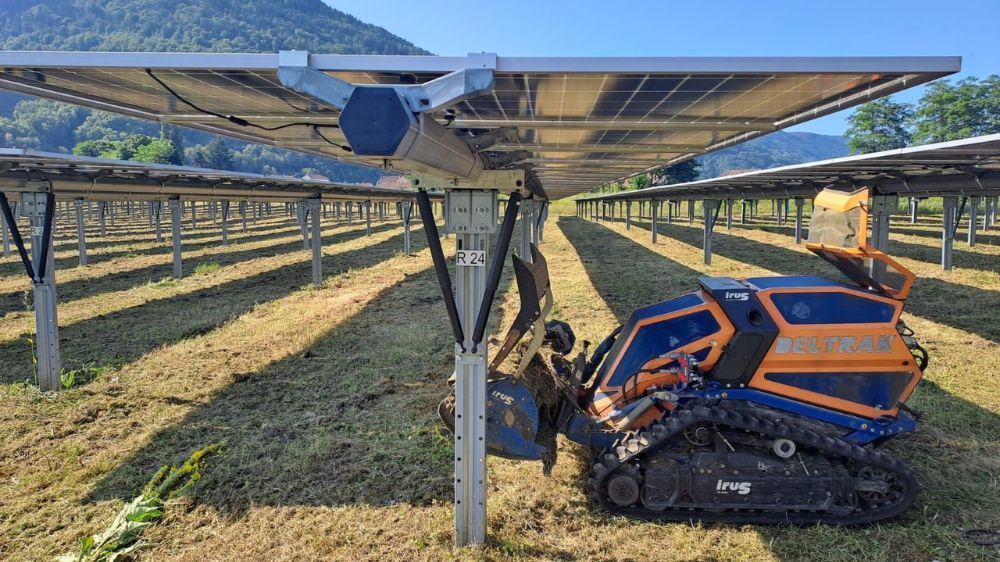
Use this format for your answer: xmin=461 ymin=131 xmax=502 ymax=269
xmin=58 ymin=444 xmax=221 ymax=562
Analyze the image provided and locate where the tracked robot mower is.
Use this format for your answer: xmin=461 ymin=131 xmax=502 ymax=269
xmin=441 ymin=187 xmax=929 ymax=524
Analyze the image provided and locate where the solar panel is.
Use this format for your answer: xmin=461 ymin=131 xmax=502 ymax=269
xmin=582 ymin=134 xmax=1000 ymax=201
xmin=0 ymin=51 xmax=960 ymax=199
xmin=0 ymin=148 xmax=425 ymax=203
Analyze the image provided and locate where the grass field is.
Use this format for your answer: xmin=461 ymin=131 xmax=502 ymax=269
xmin=0 ymin=199 xmax=997 ymax=561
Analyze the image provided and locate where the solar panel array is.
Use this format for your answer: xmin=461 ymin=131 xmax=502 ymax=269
xmin=0 ymin=148 xmax=423 ymax=203
xmin=0 ymin=51 xmax=960 ymax=199
xmin=580 ymin=134 xmax=1000 ymax=202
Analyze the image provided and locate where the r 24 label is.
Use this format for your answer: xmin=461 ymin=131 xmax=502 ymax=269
xmin=456 ymin=249 xmax=486 ymax=267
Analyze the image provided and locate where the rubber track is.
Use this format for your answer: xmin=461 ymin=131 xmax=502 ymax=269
xmin=588 ymin=403 xmax=920 ymax=524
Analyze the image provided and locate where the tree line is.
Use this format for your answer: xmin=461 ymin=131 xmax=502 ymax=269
xmin=845 ymin=75 xmax=1000 ymax=153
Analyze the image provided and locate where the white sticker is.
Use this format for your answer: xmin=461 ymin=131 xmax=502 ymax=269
xmin=456 ymin=249 xmax=486 ymax=267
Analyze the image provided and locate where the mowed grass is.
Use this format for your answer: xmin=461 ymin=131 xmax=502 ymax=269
xmin=0 ymin=199 xmax=997 ymax=561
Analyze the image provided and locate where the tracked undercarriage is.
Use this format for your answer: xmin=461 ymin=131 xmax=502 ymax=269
xmin=589 ymin=403 xmax=919 ymax=524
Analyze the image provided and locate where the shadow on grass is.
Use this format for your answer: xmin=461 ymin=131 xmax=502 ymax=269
xmin=3 ymin=220 xmax=310 ymax=276
xmin=0 ymin=221 xmax=401 ymax=311
xmin=84 ymin=229 xmax=519 ymax=514
xmin=0 ymin=227 xmax=413 ymax=384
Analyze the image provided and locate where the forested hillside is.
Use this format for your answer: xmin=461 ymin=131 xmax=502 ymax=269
xmin=0 ymin=0 xmax=426 ymax=54
xmin=697 ymin=131 xmax=848 ymax=178
xmin=0 ymin=0 xmax=428 ymax=182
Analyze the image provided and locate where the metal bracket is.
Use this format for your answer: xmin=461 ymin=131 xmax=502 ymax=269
xmin=411 ymin=169 xmax=525 ymax=191
xmin=869 ymin=194 xmax=899 ymax=214
xmin=277 ymin=50 xmax=496 ymax=113
xmin=445 ymin=190 xmax=498 ymax=235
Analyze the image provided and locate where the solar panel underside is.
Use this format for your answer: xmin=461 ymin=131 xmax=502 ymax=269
xmin=0 ymin=53 xmax=960 ymax=199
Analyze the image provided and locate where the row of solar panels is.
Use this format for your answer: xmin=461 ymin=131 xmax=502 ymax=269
xmin=0 ymin=148 xmax=429 ymax=203
xmin=579 ymin=134 xmax=1000 ymax=202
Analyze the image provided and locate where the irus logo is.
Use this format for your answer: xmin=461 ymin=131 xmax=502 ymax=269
xmin=491 ymin=390 xmax=514 ymax=406
xmin=716 ymin=480 xmax=752 ymax=495
xmin=725 ymin=292 xmax=749 ymax=301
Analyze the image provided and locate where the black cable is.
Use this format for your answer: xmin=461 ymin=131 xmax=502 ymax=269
xmin=145 ymin=69 xmax=352 ymax=152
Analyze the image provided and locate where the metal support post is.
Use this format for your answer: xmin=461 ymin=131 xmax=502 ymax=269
xmin=869 ymin=195 xmax=895 ymax=282
xmin=2 ymin=191 xmax=61 ymax=391
xmin=221 ymin=200 xmax=230 ymax=246
xmin=240 ymin=201 xmax=248 ymax=233
xmin=169 ymin=197 xmax=183 ymax=279
xmin=626 ymin=201 xmax=632 ymax=230
xmin=190 ymin=200 xmax=197 ymax=229
xmin=535 ymin=201 xmax=547 ymax=244
xmin=449 ymin=191 xmax=495 ymax=547
xmin=310 ymin=199 xmax=322 ymax=286
xmin=32 ymin=198 xmax=60 ymax=391
xmin=298 ymin=204 xmax=309 ymax=249
xmin=910 ymin=197 xmax=919 ymax=224
xmin=688 ymin=200 xmax=695 ymax=224
xmin=703 ymin=199 xmax=718 ymax=265
xmin=402 ymin=200 xmax=413 ymax=255
xmin=793 ymin=197 xmax=804 ymax=244
xmin=520 ymin=198 xmax=534 ymax=262
xmin=968 ymin=196 xmax=979 ymax=247
xmin=0 ymin=205 xmax=9 ymax=257
xmin=74 ymin=199 xmax=87 ymax=266
xmin=941 ymin=196 xmax=957 ymax=271
xmin=347 ymin=201 xmax=354 ymax=224
xmin=651 ymin=200 xmax=659 ymax=244
xmin=98 ymin=201 xmax=107 ymax=237
xmin=365 ymin=200 xmax=372 ymax=236
xmin=153 ymin=201 xmax=163 ymax=242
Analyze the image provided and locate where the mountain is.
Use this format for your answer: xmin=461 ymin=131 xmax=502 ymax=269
xmin=0 ymin=0 xmax=427 ymax=54
xmin=0 ymin=0 xmax=428 ymax=182
xmin=697 ymin=131 xmax=849 ymax=179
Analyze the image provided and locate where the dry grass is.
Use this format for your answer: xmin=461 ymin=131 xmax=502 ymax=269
xmin=0 ymin=199 xmax=997 ymax=561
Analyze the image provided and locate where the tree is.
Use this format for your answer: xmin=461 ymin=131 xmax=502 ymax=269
xmin=159 ymin=123 xmax=184 ymax=165
xmin=73 ymin=139 xmax=120 ymax=158
xmin=10 ymin=99 xmax=87 ymax=151
xmin=132 ymin=138 xmax=176 ymax=163
xmin=911 ymin=76 xmax=1000 ymax=144
xmin=76 ymin=110 xmax=157 ymax=143
xmin=190 ymin=137 xmax=233 ymax=169
xmin=845 ymin=98 xmax=913 ymax=154
xmin=654 ymin=160 xmax=701 ymax=184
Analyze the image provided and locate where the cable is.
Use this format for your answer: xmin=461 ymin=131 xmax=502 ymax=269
xmin=145 ymin=69 xmax=352 ymax=152
xmin=311 ymin=125 xmax=351 ymax=152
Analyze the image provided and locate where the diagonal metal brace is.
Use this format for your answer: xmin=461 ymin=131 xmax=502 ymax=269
xmin=417 ymin=189 xmax=465 ymax=350
xmin=0 ymin=191 xmax=54 ymax=283
xmin=471 ymin=192 xmax=521 ymax=353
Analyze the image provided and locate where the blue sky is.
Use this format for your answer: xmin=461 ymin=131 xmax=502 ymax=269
xmin=324 ymin=0 xmax=996 ymax=136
